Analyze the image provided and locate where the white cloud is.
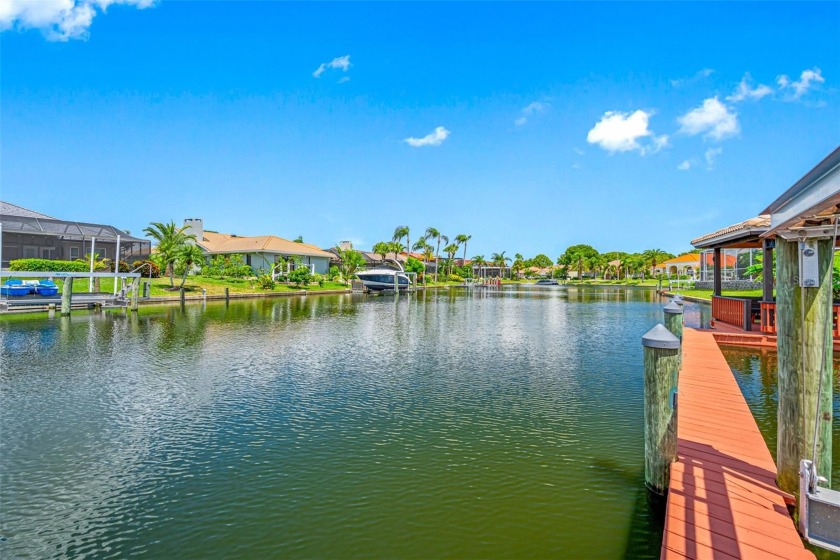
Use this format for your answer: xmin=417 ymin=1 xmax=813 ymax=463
xmin=337 ymin=76 xmax=351 ymax=84
xmin=705 ymin=147 xmax=723 ymax=169
xmin=404 ymin=126 xmax=450 ymax=148
xmin=313 ymin=55 xmax=351 ymax=78
xmin=514 ymin=101 xmax=548 ymax=126
xmin=677 ymin=97 xmax=739 ymax=141
xmin=573 ymin=147 xmax=585 ymax=156
xmin=777 ymin=67 xmax=824 ymax=99
xmin=0 ymin=0 xmax=155 ymax=41
xmin=727 ymin=74 xmax=774 ymax=103
xmin=677 ymin=160 xmax=693 ymax=171
xmin=670 ymin=68 xmax=715 ymax=87
xmin=586 ymin=110 xmax=667 ymax=155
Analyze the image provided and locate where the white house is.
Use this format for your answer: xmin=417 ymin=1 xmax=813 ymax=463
xmin=184 ymin=219 xmax=333 ymax=274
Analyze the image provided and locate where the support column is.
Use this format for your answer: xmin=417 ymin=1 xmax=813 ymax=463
xmin=776 ymin=237 xmax=833 ymax=498
xmin=713 ymin=247 xmax=722 ymax=296
xmin=763 ymin=238 xmax=775 ymax=303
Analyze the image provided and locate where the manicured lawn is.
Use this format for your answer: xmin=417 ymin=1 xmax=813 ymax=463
xmin=664 ymin=288 xmax=765 ymax=302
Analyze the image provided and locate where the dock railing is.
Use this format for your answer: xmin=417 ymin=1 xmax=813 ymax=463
xmin=1 ymin=270 xmax=142 ymax=310
xmin=711 ymin=295 xmax=753 ymax=331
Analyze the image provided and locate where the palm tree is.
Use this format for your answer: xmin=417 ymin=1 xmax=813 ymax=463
xmin=393 ymin=226 xmax=410 ymax=262
xmin=455 ymin=234 xmax=471 ymax=266
xmin=472 ymin=255 xmax=486 ymax=279
xmin=512 ymin=253 xmax=526 ymax=278
xmin=443 ymin=243 xmax=459 ymax=276
xmin=372 ymin=241 xmax=391 ymax=262
xmin=424 ymin=227 xmax=447 ymax=281
xmin=143 ymin=221 xmax=196 ymax=288
xmin=642 ymin=248 xmax=667 ymax=277
xmin=177 ymin=244 xmax=206 ymax=288
xmin=491 ymin=251 xmax=511 ymax=279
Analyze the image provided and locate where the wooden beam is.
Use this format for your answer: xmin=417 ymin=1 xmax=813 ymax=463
xmin=776 ymin=237 xmax=833 ymax=499
xmin=713 ymin=247 xmax=722 ymax=296
xmin=763 ymin=238 xmax=774 ymax=302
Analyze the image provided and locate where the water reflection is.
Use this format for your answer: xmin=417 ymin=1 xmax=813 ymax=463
xmin=2 ymin=287 xmax=668 ymax=559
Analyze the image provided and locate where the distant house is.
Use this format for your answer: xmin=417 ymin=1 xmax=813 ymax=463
xmin=0 ymin=200 xmax=150 ymax=269
xmin=654 ymin=254 xmax=701 ymax=277
xmin=184 ymin=219 xmax=333 ymax=274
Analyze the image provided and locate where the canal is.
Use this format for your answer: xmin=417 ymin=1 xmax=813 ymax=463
xmin=0 ymin=286 xmax=820 ymax=558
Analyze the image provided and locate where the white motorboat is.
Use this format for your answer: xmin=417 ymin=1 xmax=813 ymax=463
xmin=356 ymin=260 xmax=411 ymax=291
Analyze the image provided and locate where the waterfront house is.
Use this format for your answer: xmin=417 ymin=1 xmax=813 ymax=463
xmin=184 ymin=219 xmax=333 ymax=274
xmin=0 ymin=200 xmax=150 ymax=269
xmin=654 ymin=253 xmax=701 ymax=278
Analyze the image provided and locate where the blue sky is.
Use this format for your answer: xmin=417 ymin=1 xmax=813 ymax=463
xmin=2 ymin=1 xmax=838 ymax=258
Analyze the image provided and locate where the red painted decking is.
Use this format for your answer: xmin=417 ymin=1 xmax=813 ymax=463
xmin=661 ymin=328 xmax=814 ymax=560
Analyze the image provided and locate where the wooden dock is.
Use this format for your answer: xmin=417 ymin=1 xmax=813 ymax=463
xmin=661 ymin=328 xmax=815 ymax=559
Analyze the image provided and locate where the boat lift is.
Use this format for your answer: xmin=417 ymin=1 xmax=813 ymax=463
xmin=0 ymin=270 xmax=143 ymax=311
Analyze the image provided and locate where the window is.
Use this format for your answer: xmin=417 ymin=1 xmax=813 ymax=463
xmin=23 ymin=246 xmax=37 ymax=259
xmin=69 ymin=246 xmax=80 ymax=259
xmin=245 ymin=254 xmax=252 ymax=266
xmin=40 ymin=247 xmax=56 ymax=259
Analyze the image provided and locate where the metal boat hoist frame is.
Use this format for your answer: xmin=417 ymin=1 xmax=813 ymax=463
xmin=0 ymin=271 xmax=143 ymax=310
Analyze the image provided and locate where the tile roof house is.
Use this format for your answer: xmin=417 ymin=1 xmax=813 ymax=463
xmin=185 ymin=219 xmax=334 ymax=274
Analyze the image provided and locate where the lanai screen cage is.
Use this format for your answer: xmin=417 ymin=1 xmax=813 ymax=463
xmin=698 ymin=248 xmax=762 ymax=282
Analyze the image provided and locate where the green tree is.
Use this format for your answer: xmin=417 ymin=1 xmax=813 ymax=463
xmin=512 ymin=253 xmax=526 ymax=277
xmin=455 ymin=234 xmax=472 ymax=266
xmin=472 ymin=255 xmax=486 ymax=278
xmin=560 ymin=244 xmax=599 ymax=280
xmin=491 ymin=251 xmax=511 ymax=278
xmin=143 ymin=221 xmax=196 ymax=288
xmin=443 ymin=243 xmax=459 ymax=276
xmin=372 ymin=241 xmax=391 ymax=262
xmin=404 ymin=256 xmax=425 ymax=278
xmin=642 ymin=248 xmax=672 ymax=276
xmin=293 ymin=236 xmax=304 ymax=243
xmin=335 ymin=246 xmax=366 ymax=283
xmin=424 ymin=227 xmax=447 ymax=281
xmin=530 ymin=254 xmax=553 ymax=268
xmin=393 ymin=226 xmax=410 ymax=262
xmin=177 ymin=244 xmax=205 ymax=288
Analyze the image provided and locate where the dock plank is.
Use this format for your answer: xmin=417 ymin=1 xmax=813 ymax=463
xmin=660 ymin=328 xmax=813 ymax=559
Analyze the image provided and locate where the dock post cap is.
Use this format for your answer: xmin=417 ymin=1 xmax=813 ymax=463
xmin=642 ymin=324 xmax=680 ymax=349
xmin=671 ymin=295 xmax=685 ymax=306
xmin=664 ymin=301 xmax=683 ymax=314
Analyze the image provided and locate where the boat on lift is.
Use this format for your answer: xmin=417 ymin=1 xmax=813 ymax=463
xmin=356 ymin=260 xmax=411 ymax=291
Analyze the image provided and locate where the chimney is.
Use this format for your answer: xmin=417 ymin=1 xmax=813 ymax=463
xmin=184 ymin=218 xmax=204 ymax=242
xmin=339 ymin=240 xmax=353 ymax=250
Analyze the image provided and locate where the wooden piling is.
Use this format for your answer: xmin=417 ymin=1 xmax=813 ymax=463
xmin=143 ymin=281 xmax=151 ymax=298
xmin=180 ymin=287 xmax=186 ymax=307
xmin=224 ymin=287 xmax=229 ymax=303
xmin=47 ymin=303 xmax=56 ymax=319
xmin=776 ymin=237 xmax=833 ymax=497
xmin=130 ymin=278 xmax=140 ymax=311
xmin=642 ymin=324 xmax=680 ymax=495
xmin=664 ymin=301 xmax=683 ymax=341
xmin=60 ymin=277 xmax=73 ymax=316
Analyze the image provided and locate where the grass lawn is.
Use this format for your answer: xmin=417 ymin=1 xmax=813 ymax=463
xmin=664 ymin=288 xmax=765 ymax=302
xmin=25 ymin=275 xmax=351 ymax=298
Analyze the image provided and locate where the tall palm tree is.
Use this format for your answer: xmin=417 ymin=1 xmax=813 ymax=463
xmin=472 ymin=255 xmax=486 ymax=279
xmin=455 ymin=234 xmax=471 ymax=266
xmin=393 ymin=226 xmax=410 ymax=261
xmin=512 ymin=253 xmax=526 ymax=278
xmin=642 ymin=248 xmax=667 ymax=277
xmin=491 ymin=251 xmax=511 ymax=279
xmin=372 ymin=241 xmax=391 ymax=262
xmin=143 ymin=221 xmax=196 ymax=288
xmin=425 ymin=227 xmax=447 ymax=281
xmin=443 ymin=243 xmax=459 ymax=276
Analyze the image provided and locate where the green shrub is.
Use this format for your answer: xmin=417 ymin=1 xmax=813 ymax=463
xmin=447 ymin=274 xmax=464 ymax=283
xmin=255 ymin=274 xmax=276 ymax=290
xmin=129 ymin=260 xmax=161 ymax=278
xmin=10 ymin=259 xmax=88 ymax=272
xmin=328 ymin=265 xmax=342 ymax=282
xmin=289 ymin=266 xmax=312 ymax=287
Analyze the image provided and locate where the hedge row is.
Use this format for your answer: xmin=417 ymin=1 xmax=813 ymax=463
xmin=9 ymin=259 xmax=91 ymax=272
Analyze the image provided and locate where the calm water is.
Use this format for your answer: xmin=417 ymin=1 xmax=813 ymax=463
xmin=0 ymin=286 xmax=682 ymax=558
